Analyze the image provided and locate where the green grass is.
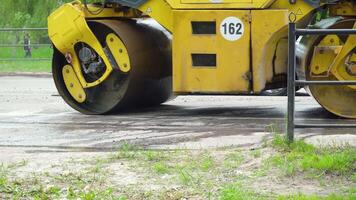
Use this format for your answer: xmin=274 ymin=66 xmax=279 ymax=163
xmin=0 ymin=164 xmax=9 ymax=191
xmin=200 ymin=153 xmax=215 ymax=171
xmin=0 ymin=60 xmax=51 ymax=72
xmin=218 ymin=184 xmax=356 ymax=200
xmin=0 ymin=47 xmax=52 ymax=72
xmin=1 ymin=139 xmax=355 ymax=199
xmin=0 ymin=46 xmax=52 ymax=59
xmin=352 ymin=174 xmax=356 ymax=183
xmin=113 ymin=141 xmax=355 ymax=198
xmin=178 ymin=168 xmax=195 ymax=185
xmin=0 ymin=159 xmax=127 ymax=200
xmin=223 ymin=151 xmax=244 ymax=169
xmin=269 ymin=134 xmax=356 ymax=177
xmin=250 ymin=149 xmax=262 ymax=158
xmin=143 ymin=150 xmax=168 ymax=162
xmin=219 ymin=184 xmax=250 ymax=200
xmin=277 ymin=193 xmax=356 ymax=200
xmin=152 ymin=162 xmax=170 ymax=174
xmin=114 ymin=142 xmax=139 ymax=160
xmin=219 ymin=183 xmax=266 ymax=200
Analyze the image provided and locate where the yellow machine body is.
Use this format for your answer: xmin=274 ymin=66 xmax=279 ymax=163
xmin=48 ymin=0 xmax=317 ymax=93
xmin=48 ymin=2 xmax=113 ymax=88
xmin=134 ymin=0 xmax=317 ymax=93
xmin=48 ymin=1 xmax=131 ymax=89
xmin=330 ymin=24 xmax=356 ymax=90
xmin=173 ymin=10 xmax=251 ymax=93
xmin=48 ymin=0 xmax=356 ymax=117
xmin=165 ymin=0 xmax=276 ymax=9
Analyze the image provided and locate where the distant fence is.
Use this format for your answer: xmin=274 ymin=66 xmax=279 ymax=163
xmin=0 ymin=28 xmax=52 ymax=61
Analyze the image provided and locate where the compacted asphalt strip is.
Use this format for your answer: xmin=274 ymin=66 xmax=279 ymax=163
xmin=0 ymin=75 xmax=355 ymax=159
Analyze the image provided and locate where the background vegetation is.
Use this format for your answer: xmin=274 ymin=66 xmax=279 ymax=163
xmin=0 ymin=0 xmax=98 ymax=72
xmin=0 ymin=0 xmax=73 ymax=43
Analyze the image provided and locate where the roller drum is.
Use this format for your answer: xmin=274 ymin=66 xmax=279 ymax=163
xmin=52 ymin=19 xmax=172 ymax=114
xmin=297 ymin=18 xmax=356 ymax=118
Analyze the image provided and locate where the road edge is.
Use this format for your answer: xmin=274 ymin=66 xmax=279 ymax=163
xmin=0 ymin=72 xmax=52 ymax=78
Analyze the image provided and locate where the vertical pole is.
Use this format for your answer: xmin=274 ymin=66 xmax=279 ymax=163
xmin=287 ymin=22 xmax=296 ymax=143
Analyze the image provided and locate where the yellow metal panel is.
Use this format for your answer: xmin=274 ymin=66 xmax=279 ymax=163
xmin=310 ymin=46 xmax=343 ymax=76
xmin=138 ymin=0 xmax=173 ymax=32
xmin=270 ymin=0 xmax=315 ymax=22
xmin=63 ymin=65 xmax=87 ymax=103
xmin=251 ymin=10 xmax=289 ymax=92
xmin=48 ymin=2 xmax=114 ymax=88
xmin=330 ymin=23 xmax=356 ymax=89
xmin=83 ymin=5 xmax=140 ymax=19
xmin=350 ymin=53 xmax=356 ymax=63
xmin=319 ymin=35 xmax=342 ymax=46
xmin=166 ymin=0 xmax=275 ymax=9
xmin=309 ymin=35 xmax=343 ymax=76
xmin=181 ymin=0 xmax=251 ymax=3
xmin=330 ymin=1 xmax=356 ymax=17
xmin=274 ymin=38 xmax=288 ymax=75
xmin=106 ymin=33 xmax=131 ymax=73
xmin=173 ymin=10 xmax=251 ymax=93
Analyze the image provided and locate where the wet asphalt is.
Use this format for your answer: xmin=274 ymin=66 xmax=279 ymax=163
xmin=0 ymin=75 xmax=355 ymax=156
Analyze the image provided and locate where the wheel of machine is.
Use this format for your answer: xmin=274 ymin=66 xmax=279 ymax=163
xmin=297 ymin=18 xmax=356 ymax=118
xmin=52 ymin=19 xmax=172 ymax=114
xmin=261 ymin=88 xmax=288 ymax=96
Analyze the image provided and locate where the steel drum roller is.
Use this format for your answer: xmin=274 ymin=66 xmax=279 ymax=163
xmin=52 ymin=19 xmax=172 ymax=114
xmin=297 ymin=19 xmax=356 ymax=118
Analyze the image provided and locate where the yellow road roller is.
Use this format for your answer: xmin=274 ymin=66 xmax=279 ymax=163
xmin=48 ymin=0 xmax=356 ymax=117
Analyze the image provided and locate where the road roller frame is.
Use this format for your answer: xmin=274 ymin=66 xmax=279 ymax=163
xmin=48 ymin=0 xmax=356 ymax=117
xmin=287 ymin=21 xmax=356 ymax=142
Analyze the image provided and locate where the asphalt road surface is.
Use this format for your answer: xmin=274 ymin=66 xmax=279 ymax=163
xmin=0 ymin=75 xmax=355 ymax=157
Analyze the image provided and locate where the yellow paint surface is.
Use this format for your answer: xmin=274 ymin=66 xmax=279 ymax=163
xmin=48 ymin=2 xmax=113 ymax=88
xmin=63 ymin=65 xmax=87 ymax=103
xmin=173 ymin=10 xmax=251 ymax=93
